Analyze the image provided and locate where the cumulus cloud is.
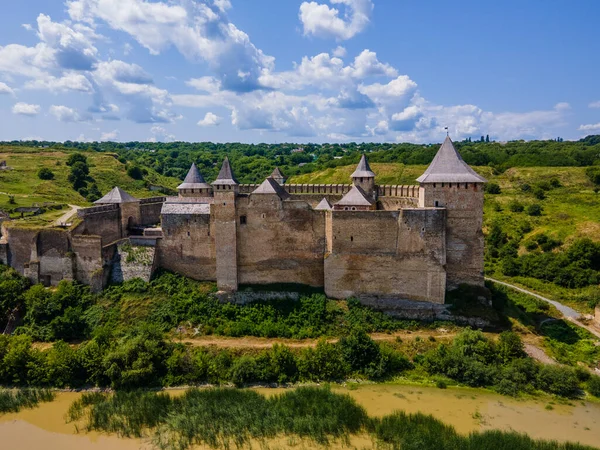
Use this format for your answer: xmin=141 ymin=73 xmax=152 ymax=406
xmin=67 ymin=0 xmax=274 ymax=92
xmin=589 ymin=101 xmax=600 ymax=109
xmin=299 ymin=0 xmax=373 ymax=40
xmin=332 ymin=45 xmax=346 ymax=57
xmin=197 ymin=112 xmax=222 ymax=126
xmin=0 ymin=82 xmax=14 ymax=95
xmin=50 ymin=105 xmax=82 ymax=122
xmin=578 ymin=123 xmax=600 ymax=131
xmin=149 ymin=125 xmax=175 ymax=142
xmin=24 ymin=72 xmax=93 ymax=92
xmin=100 ymin=129 xmax=119 ymax=140
xmin=12 ymin=102 xmax=41 ymax=116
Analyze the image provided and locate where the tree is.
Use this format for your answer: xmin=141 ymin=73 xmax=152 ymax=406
xmin=485 ymin=182 xmax=501 ymax=194
xmin=66 ymin=153 xmax=87 ymax=166
xmin=526 ymin=204 xmax=543 ymax=216
xmin=37 ymin=167 xmax=55 ymax=180
xmin=68 ymin=161 xmax=90 ymax=190
xmin=127 ymin=165 xmax=144 ymax=180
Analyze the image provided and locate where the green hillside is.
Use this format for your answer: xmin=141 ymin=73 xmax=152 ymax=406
xmin=0 ymin=146 xmax=181 ymax=225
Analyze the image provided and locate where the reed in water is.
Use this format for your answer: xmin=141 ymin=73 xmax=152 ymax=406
xmin=0 ymin=388 xmax=55 ymax=414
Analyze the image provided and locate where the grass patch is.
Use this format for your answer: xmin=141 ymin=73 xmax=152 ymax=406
xmin=67 ymin=387 xmax=597 ymax=450
xmin=0 ymin=388 xmax=55 ymax=414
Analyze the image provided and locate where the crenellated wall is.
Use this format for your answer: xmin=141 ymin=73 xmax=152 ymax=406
xmin=76 ymin=204 xmax=122 ymax=245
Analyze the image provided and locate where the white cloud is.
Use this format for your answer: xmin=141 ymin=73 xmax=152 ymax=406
xmin=12 ymin=102 xmax=41 ymax=116
xmin=332 ymin=45 xmax=346 ymax=57
xmin=589 ymin=101 xmax=600 ymax=109
xmin=67 ymin=0 xmax=274 ymax=92
xmin=50 ymin=105 xmax=82 ymax=122
xmin=299 ymin=0 xmax=373 ymax=40
xmin=149 ymin=125 xmax=175 ymax=141
xmin=578 ymin=123 xmax=600 ymax=131
xmin=24 ymin=72 xmax=93 ymax=92
xmin=186 ymin=76 xmax=222 ymax=93
xmin=197 ymin=112 xmax=222 ymax=127
xmin=100 ymin=129 xmax=119 ymax=140
xmin=0 ymin=82 xmax=14 ymax=95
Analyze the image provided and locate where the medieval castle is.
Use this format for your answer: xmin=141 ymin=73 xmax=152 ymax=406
xmin=0 ymin=137 xmax=486 ymax=304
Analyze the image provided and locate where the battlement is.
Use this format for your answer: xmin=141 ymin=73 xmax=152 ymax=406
xmin=139 ymin=196 xmax=166 ymax=204
xmin=77 ymin=204 xmax=119 ymax=217
xmin=376 ymin=185 xmax=419 ymax=198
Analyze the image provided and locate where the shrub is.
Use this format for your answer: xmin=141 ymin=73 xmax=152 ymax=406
xmin=485 ymin=182 xmax=501 ymax=194
xmin=533 ymin=187 xmax=546 ymax=200
xmin=66 ymin=153 xmax=87 ymax=166
xmin=526 ymin=203 xmax=543 ymax=216
xmin=37 ymin=167 xmax=55 ymax=180
xmin=536 ymin=365 xmax=580 ymax=397
xmin=298 ymin=339 xmax=349 ymax=381
xmin=586 ymin=374 xmax=600 ymax=397
xmin=508 ymin=200 xmax=524 ymax=212
xmin=229 ymin=355 xmax=259 ymax=387
xmin=497 ymin=331 xmax=525 ymax=362
xmin=127 ymin=166 xmax=144 ymax=180
xmin=339 ymin=330 xmax=381 ymax=376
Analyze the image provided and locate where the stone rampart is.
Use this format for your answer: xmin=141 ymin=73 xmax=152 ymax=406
xmin=72 ymin=234 xmax=103 ymax=290
xmin=376 ymin=185 xmax=419 ymax=198
xmin=77 ymin=204 xmax=121 ymax=245
xmin=139 ymin=197 xmax=165 ymax=226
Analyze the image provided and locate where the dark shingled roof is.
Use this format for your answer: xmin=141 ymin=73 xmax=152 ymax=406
xmin=336 ymin=185 xmax=374 ymax=207
xmin=416 ymin=136 xmax=487 ymax=184
xmin=94 ymin=187 xmax=138 ymax=204
xmin=178 ymin=163 xmax=212 ymax=190
xmin=351 ymin=154 xmax=375 ymax=178
xmin=252 ymin=177 xmax=290 ymax=200
xmin=212 ymin=157 xmax=239 ymax=185
xmin=314 ymin=197 xmax=332 ymax=211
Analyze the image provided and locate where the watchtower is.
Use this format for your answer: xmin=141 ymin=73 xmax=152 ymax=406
xmin=212 ymin=157 xmax=239 ymax=292
xmin=178 ymin=163 xmax=212 ymax=197
xmin=417 ymin=136 xmax=487 ymax=288
xmin=351 ymin=154 xmax=376 ymax=199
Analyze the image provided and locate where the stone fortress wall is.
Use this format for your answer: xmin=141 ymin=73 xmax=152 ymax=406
xmin=0 ymin=137 xmax=486 ymax=304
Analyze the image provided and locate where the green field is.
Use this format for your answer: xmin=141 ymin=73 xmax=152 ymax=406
xmin=0 ymin=146 xmax=181 ymax=226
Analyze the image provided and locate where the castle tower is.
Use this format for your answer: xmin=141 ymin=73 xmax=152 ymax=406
xmin=178 ymin=163 xmax=212 ymax=197
xmin=212 ymin=157 xmax=239 ymax=292
xmin=351 ymin=154 xmax=376 ymax=199
xmin=94 ymin=187 xmax=140 ymax=238
xmin=270 ymin=167 xmax=286 ymax=185
xmin=417 ymin=136 xmax=487 ymax=288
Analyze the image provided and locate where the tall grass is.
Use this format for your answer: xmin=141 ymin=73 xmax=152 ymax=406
xmin=0 ymin=388 xmax=55 ymax=414
xmin=67 ymin=387 xmax=596 ymax=450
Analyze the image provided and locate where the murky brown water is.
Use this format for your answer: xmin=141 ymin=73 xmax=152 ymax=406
xmin=1 ymin=384 xmax=599 ymax=449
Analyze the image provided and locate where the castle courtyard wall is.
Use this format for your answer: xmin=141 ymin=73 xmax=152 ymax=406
xmin=76 ymin=205 xmax=122 ymax=245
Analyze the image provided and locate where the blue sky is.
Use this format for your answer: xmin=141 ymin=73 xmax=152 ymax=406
xmin=0 ymin=0 xmax=599 ymax=143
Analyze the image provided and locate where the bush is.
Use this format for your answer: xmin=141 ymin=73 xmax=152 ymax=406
xmin=66 ymin=153 xmax=87 ymax=166
xmin=536 ymin=365 xmax=580 ymax=397
xmin=586 ymin=374 xmax=600 ymax=397
xmin=526 ymin=203 xmax=543 ymax=216
xmin=508 ymin=200 xmax=524 ymax=212
xmin=485 ymin=182 xmax=501 ymax=194
xmin=533 ymin=187 xmax=546 ymax=200
xmin=127 ymin=166 xmax=144 ymax=180
xmin=37 ymin=167 xmax=55 ymax=180
xmin=229 ymin=355 xmax=258 ymax=387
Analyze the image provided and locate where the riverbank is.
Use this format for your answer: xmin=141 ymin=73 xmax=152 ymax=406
xmin=1 ymin=384 xmax=599 ymax=449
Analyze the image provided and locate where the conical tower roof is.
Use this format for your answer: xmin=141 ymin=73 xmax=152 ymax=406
xmin=416 ymin=136 xmax=487 ymax=183
xmin=212 ymin=156 xmax=238 ymax=186
xmin=94 ymin=187 xmax=138 ymax=204
xmin=252 ymin=177 xmax=290 ymax=200
xmin=351 ymin=154 xmax=375 ymax=178
xmin=314 ymin=197 xmax=332 ymax=211
xmin=336 ymin=185 xmax=374 ymax=207
xmin=270 ymin=167 xmax=285 ymax=179
xmin=178 ymin=163 xmax=212 ymax=190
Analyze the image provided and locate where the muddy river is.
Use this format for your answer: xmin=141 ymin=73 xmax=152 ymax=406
xmin=1 ymin=384 xmax=599 ymax=449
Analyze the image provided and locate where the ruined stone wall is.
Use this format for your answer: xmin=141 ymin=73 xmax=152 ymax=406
xmin=111 ymin=240 xmax=157 ymax=283
xmin=2 ymin=227 xmax=38 ymax=275
xmin=419 ymin=183 xmax=484 ymax=288
xmin=71 ymin=235 xmax=104 ymax=290
xmin=236 ymin=196 xmax=326 ymax=287
xmin=157 ymin=212 xmax=216 ymax=281
xmin=324 ymin=208 xmax=447 ymax=303
xmin=77 ymin=205 xmax=121 ymax=245
xmin=139 ymin=197 xmax=165 ymax=226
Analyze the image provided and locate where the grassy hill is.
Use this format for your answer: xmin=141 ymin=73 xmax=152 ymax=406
xmin=0 ymin=146 xmax=181 ymax=225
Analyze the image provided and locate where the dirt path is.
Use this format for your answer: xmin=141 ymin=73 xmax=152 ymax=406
xmin=485 ymin=277 xmax=600 ymax=340
xmin=53 ymin=204 xmax=80 ymax=226
xmin=176 ymin=329 xmax=458 ymax=349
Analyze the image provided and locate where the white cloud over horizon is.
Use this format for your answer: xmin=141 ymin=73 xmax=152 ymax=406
xmin=12 ymin=102 xmax=41 ymax=116
xmin=299 ymin=0 xmax=373 ymax=40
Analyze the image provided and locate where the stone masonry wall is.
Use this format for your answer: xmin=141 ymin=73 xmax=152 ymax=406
xmin=71 ymin=235 xmax=104 ymax=290
xmin=324 ymin=208 xmax=447 ymax=303
xmin=77 ymin=205 xmax=122 ymax=245
xmin=111 ymin=240 xmax=157 ymax=283
xmin=236 ymin=195 xmax=326 ymax=287
xmin=157 ymin=212 xmax=216 ymax=281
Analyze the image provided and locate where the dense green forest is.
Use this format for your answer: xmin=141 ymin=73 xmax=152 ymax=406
xmin=2 ymin=135 xmax=600 ymax=185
